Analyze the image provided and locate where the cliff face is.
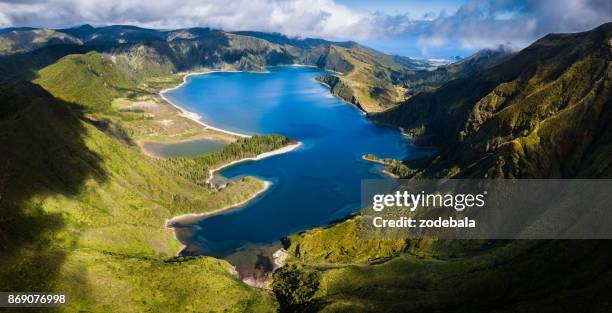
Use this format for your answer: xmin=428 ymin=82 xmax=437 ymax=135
xmin=372 ymin=23 xmax=612 ymax=178
xmin=315 ymin=75 xmax=362 ymax=108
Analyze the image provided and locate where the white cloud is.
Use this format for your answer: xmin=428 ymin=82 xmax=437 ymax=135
xmin=0 ymin=0 xmax=379 ymax=39
xmin=0 ymin=0 xmax=609 ymax=50
xmin=411 ymin=0 xmax=611 ymax=52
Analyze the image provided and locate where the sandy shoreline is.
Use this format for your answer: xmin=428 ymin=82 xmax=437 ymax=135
xmin=158 ymin=65 xmax=316 ymax=139
xmin=361 ymin=155 xmax=400 ymax=178
xmin=156 ymin=66 xmax=327 ymax=288
xmin=164 ymin=179 xmax=272 ymax=258
xmin=273 ymin=248 xmax=289 ymax=269
xmin=165 ymin=180 xmax=272 ymax=228
xmin=241 ymin=247 xmax=289 ymax=289
xmin=161 ymin=68 xmax=303 ymax=257
xmin=206 ymin=142 xmax=303 ymax=186
xmin=159 ymin=70 xmax=253 ymax=138
xmin=159 ymin=65 xmax=345 ymax=140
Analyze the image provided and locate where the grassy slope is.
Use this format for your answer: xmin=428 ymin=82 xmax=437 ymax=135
xmin=371 ymin=23 xmax=612 ymax=178
xmin=313 ymin=43 xmax=498 ymax=113
xmin=33 ymin=51 xmax=179 ymax=111
xmin=307 ymin=240 xmax=611 ymax=313
xmin=315 ymin=44 xmax=414 ymax=112
xmin=279 ymin=216 xmax=612 ymax=312
xmin=399 ymin=48 xmax=512 ymax=96
xmin=274 ymin=24 xmax=612 ymax=312
xmin=0 ymin=51 xmax=293 ymax=311
xmin=34 ymin=52 xmax=136 ymax=110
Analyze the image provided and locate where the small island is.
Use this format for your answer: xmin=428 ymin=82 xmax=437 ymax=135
xmin=362 ymin=153 xmax=415 ymax=178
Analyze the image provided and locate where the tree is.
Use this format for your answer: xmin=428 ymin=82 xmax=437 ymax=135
xmin=272 ymin=265 xmax=320 ymax=313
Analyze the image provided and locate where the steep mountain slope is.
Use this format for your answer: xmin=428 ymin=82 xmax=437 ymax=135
xmin=276 ymin=235 xmax=612 ymax=313
xmin=312 ymin=43 xmax=502 ymax=112
xmin=34 ymin=52 xmax=143 ymax=110
xmin=0 ymin=27 xmax=37 ymax=35
xmin=399 ymin=46 xmax=514 ymax=96
xmin=372 ymin=22 xmax=612 ymax=178
xmin=0 ymin=27 xmax=302 ymax=74
xmin=274 ymin=23 xmax=612 ymax=312
xmin=77 ymin=25 xmax=166 ymax=44
xmin=314 ymin=44 xmax=423 ymax=112
xmin=231 ymin=31 xmax=330 ymax=48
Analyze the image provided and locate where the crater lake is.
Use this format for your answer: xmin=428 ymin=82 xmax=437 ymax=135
xmin=163 ymin=66 xmax=430 ymax=281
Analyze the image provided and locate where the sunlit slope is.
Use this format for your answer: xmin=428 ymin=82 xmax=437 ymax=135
xmin=34 ymin=52 xmax=139 ymax=110
xmin=32 ymin=48 xmax=187 ymax=111
xmin=312 ymin=43 xmax=508 ymax=113
xmin=276 ymin=236 xmax=611 ymax=313
xmin=314 ymin=44 xmax=427 ymax=112
xmin=372 ymin=22 xmax=612 ymax=178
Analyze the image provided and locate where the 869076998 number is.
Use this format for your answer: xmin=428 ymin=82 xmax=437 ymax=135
xmin=1 ymin=292 xmax=68 ymax=307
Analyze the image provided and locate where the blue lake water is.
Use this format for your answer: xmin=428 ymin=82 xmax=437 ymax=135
xmin=164 ymin=66 xmax=430 ymax=258
xmin=143 ymin=139 xmax=225 ymax=157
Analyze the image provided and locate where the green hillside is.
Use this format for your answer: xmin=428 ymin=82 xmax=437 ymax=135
xmin=0 ymin=82 xmax=281 ymax=311
xmin=0 ymin=47 xmax=296 ymax=310
xmin=34 ymin=53 xmax=138 ymax=110
xmin=399 ymin=47 xmax=513 ymax=96
xmin=275 ymin=236 xmax=612 ymax=313
xmin=312 ymin=43 xmax=506 ymax=113
xmin=274 ymin=23 xmax=612 ymax=312
xmin=313 ymin=44 xmax=429 ymax=112
xmin=372 ymin=23 xmax=612 ymax=178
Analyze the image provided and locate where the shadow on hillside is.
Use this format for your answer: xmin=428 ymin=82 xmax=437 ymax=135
xmin=0 ymin=44 xmax=96 ymax=82
xmin=0 ymin=81 xmax=107 ymax=292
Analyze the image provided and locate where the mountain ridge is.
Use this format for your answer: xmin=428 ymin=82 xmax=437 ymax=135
xmin=1 ymin=24 xmax=464 ymax=112
xmin=371 ymin=22 xmax=612 ymax=178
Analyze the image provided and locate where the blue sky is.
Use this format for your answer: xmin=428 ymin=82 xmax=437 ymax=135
xmin=330 ymin=0 xmax=468 ymax=58
xmin=337 ymin=0 xmax=611 ymax=58
xmin=0 ymin=0 xmax=610 ymax=59
xmin=363 ymin=37 xmax=472 ymax=60
xmin=336 ymin=0 xmax=474 ymax=58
